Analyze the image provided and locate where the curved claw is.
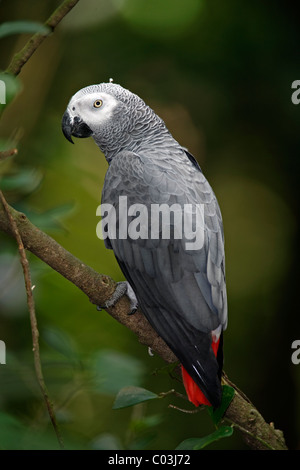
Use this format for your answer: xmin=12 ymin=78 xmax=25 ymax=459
xmin=128 ymin=307 xmax=138 ymax=316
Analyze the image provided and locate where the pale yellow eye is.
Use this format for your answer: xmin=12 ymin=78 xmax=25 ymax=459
xmin=93 ymin=99 xmax=103 ymax=108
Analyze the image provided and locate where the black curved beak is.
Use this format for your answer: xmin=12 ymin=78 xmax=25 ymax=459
xmin=61 ymin=111 xmax=92 ymax=144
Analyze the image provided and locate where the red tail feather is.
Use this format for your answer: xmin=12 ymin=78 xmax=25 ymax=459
xmin=181 ymin=337 xmax=220 ymax=407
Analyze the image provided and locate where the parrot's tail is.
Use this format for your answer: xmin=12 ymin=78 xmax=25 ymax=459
xmin=181 ymin=337 xmax=221 ymax=407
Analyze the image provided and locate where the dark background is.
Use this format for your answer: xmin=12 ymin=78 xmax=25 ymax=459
xmin=0 ymin=0 xmax=299 ymax=450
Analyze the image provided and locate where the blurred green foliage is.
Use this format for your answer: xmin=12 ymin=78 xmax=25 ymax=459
xmin=0 ymin=0 xmax=299 ymax=450
xmin=0 ymin=20 xmax=49 ymax=39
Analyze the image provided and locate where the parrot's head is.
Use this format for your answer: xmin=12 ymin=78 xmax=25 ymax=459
xmin=62 ymin=82 xmax=164 ymax=157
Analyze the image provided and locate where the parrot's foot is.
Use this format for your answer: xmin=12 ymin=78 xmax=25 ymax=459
xmin=97 ymin=281 xmax=138 ymax=315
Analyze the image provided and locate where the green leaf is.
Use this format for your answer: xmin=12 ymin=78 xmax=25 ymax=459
xmin=21 ymin=202 xmax=74 ymax=231
xmin=113 ymin=386 xmax=159 ymax=409
xmin=0 ymin=168 xmax=42 ymax=192
xmin=92 ymin=350 xmax=146 ymax=395
xmin=207 ymin=384 xmax=235 ymax=426
xmin=42 ymin=327 xmax=80 ymax=364
xmin=0 ymin=21 xmax=50 ymax=39
xmin=176 ymin=426 xmax=233 ymax=450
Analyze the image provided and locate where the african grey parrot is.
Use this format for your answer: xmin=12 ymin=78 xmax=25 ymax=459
xmin=62 ymin=82 xmax=227 ymax=408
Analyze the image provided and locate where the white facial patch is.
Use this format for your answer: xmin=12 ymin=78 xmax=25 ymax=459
xmin=67 ymin=92 xmax=119 ymax=130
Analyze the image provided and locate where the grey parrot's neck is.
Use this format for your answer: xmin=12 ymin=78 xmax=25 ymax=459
xmin=95 ymin=115 xmax=179 ymax=165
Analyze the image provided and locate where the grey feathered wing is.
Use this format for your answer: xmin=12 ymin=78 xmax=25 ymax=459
xmin=101 ymin=148 xmax=227 ymax=407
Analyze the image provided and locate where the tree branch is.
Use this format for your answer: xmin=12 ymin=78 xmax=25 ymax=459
xmin=5 ymin=0 xmax=81 ymax=76
xmin=0 ymin=201 xmax=288 ymax=450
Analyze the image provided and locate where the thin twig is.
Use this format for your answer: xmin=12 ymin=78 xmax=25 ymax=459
xmin=159 ymin=388 xmax=189 ymax=401
xmin=6 ymin=0 xmax=81 ymax=76
xmin=0 ymin=190 xmax=64 ymax=449
xmin=0 ymin=148 xmax=18 ymax=161
xmin=168 ymin=404 xmax=201 ymax=414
